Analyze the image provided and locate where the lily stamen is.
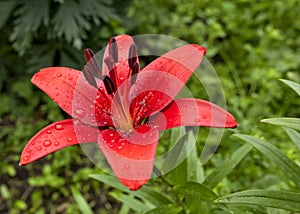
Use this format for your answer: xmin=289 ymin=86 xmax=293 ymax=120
xmin=82 ymin=66 xmax=97 ymax=88
xmin=84 ymin=48 xmax=102 ymax=79
xmin=109 ymin=37 xmax=118 ymax=63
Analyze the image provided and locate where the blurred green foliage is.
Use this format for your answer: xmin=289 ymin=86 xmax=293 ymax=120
xmin=0 ymin=0 xmax=300 ymax=213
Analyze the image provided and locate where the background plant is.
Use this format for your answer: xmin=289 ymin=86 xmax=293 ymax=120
xmin=0 ymin=0 xmax=299 ymax=213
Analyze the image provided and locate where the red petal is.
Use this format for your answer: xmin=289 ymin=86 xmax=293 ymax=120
xmin=149 ymin=98 xmax=238 ymax=131
xmin=32 ymin=67 xmax=113 ymax=126
xmin=102 ymin=35 xmax=135 ymax=87
xmin=98 ymin=124 xmax=159 ymax=190
xmin=130 ymin=44 xmax=206 ymax=125
xmin=19 ymin=119 xmax=98 ymax=166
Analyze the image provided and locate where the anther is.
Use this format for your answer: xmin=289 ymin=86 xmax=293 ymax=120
xmin=84 ymin=48 xmax=102 ymax=79
xmin=131 ymin=62 xmax=140 ymax=85
xmin=103 ymin=75 xmax=116 ymax=94
xmin=109 ymin=37 xmax=118 ymax=63
xmin=128 ymin=44 xmax=138 ymax=69
xmin=83 ymin=66 xmax=97 ymax=88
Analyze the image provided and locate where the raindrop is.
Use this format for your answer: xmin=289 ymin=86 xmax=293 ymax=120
xmin=23 ymin=156 xmax=29 ymax=161
xmin=46 ymin=129 xmax=52 ymax=134
xmin=56 ymin=73 xmax=62 ymax=77
xmin=109 ymin=133 xmax=114 ymax=137
xmin=75 ymin=108 xmax=86 ymax=118
xmin=54 ymin=141 xmax=60 ymax=146
xmin=68 ymin=76 xmax=73 ymax=80
xmin=27 ymin=148 xmax=32 ymax=153
xmin=117 ymin=146 xmax=123 ymax=150
xmin=30 ymin=141 xmax=35 ymax=145
xmin=111 ymin=140 xmax=115 ymax=143
xmin=67 ymin=137 xmax=72 ymax=142
xmin=202 ymin=115 xmax=207 ymax=119
xmin=55 ymin=124 xmax=64 ymax=130
xmin=194 ymin=118 xmax=201 ymax=123
xmin=43 ymin=140 xmax=52 ymax=147
xmin=124 ymin=164 xmax=130 ymax=169
xmin=37 ymin=146 xmax=42 ymax=151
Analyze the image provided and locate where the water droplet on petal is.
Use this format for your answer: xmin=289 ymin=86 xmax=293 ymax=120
xmin=56 ymin=73 xmax=62 ymax=77
xmin=27 ymin=148 xmax=32 ymax=153
xmin=46 ymin=130 xmax=52 ymax=134
xmin=75 ymin=108 xmax=86 ymax=118
xmin=109 ymin=133 xmax=114 ymax=137
xmin=23 ymin=156 xmax=29 ymax=161
xmin=43 ymin=140 xmax=52 ymax=147
xmin=37 ymin=146 xmax=42 ymax=151
xmin=202 ymin=115 xmax=207 ymax=119
xmin=117 ymin=146 xmax=122 ymax=150
xmin=67 ymin=137 xmax=72 ymax=142
xmin=68 ymin=76 xmax=73 ymax=80
xmin=54 ymin=141 xmax=59 ymax=146
xmin=194 ymin=118 xmax=201 ymax=123
xmin=124 ymin=164 xmax=130 ymax=169
xmin=55 ymin=124 xmax=64 ymax=130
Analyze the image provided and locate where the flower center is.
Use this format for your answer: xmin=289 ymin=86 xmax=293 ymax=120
xmin=82 ymin=37 xmax=140 ymax=132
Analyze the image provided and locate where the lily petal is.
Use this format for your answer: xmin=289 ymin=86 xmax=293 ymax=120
xmin=32 ymin=67 xmax=113 ymax=127
xmin=20 ymin=119 xmax=99 ymax=166
xmin=130 ymin=44 xmax=206 ymax=124
xmin=98 ymin=124 xmax=159 ymax=190
xmin=149 ymin=98 xmax=238 ymax=132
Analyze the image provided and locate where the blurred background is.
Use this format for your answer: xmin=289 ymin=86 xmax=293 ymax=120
xmin=0 ymin=0 xmax=299 ymax=213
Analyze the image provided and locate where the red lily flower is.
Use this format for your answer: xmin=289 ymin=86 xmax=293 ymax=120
xmin=20 ymin=35 xmax=237 ymax=190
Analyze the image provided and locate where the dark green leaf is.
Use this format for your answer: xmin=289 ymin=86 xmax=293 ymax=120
xmin=203 ymin=144 xmax=253 ymax=188
xmin=261 ymin=117 xmax=300 ymax=131
xmin=90 ymin=174 xmax=173 ymax=206
xmin=217 ymin=190 xmax=300 ymax=212
xmin=283 ymin=127 xmax=300 ymax=151
xmin=0 ymin=0 xmax=17 ymax=29
xmin=145 ymin=204 xmax=182 ymax=214
xmin=234 ymin=134 xmax=300 ymax=188
xmin=280 ymin=79 xmax=300 ymax=96
xmin=109 ymin=192 xmax=151 ymax=213
xmin=173 ymin=182 xmax=218 ymax=202
xmin=70 ymin=186 xmax=93 ymax=214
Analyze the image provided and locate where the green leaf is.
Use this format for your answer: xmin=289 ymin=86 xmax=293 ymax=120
xmin=261 ymin=117 xmax=300 ymax=131
xmin=70 ymin=186 xmax=93 ymax=214
xmin=10 ymin=0 xmax=49 ymax=54
xmin=283 ymin=127 xmax=300 ymax=151
xmin=0 ymin=0 xmax=17 ymax=29
xmin=173 ymin=182 xmax=219 ymax=202
xmin=109 ymin=192 xmax=151 ymax=213
xmin=280 ymin=79 xmax=300 ymax=96
xmin=217 ymin=190 xmax=300 ymax=212
xmin=145 ymin=204 xmax=182 ymax=214
xmin=234 ymin=134 xmax=300 ymax=188
xmin=90 ymin=174 xmax=173 ymax=206
xmin=203 ymin=144 xmax=253 ymax=188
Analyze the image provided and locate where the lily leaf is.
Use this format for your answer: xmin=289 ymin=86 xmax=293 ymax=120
xmin=109 ymin=191 xmax=152 ymax=213
xmin=173 ymin=182 xmax=218 ymax=202
xmin=280 ymin=79 xmax=300 ymax=96
xmin=90 ymin=174 xmax=173 ymax=206
xmin=203 ymin=143 xmax=253 ymax=188
xmin=70 ymin=186 xmax=93 ymax=214
xmin=217 ymin=190 xmax=300 ymax=212
xmin=144 ymin=205 xmax=182 ymax=214
xmin=261 ymin=117 xmax=300 ymax=131
xmin=234 ymin=134 xmax=300 ymax=188
xmin=283 ymin=127 xmax=300 ymax=151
